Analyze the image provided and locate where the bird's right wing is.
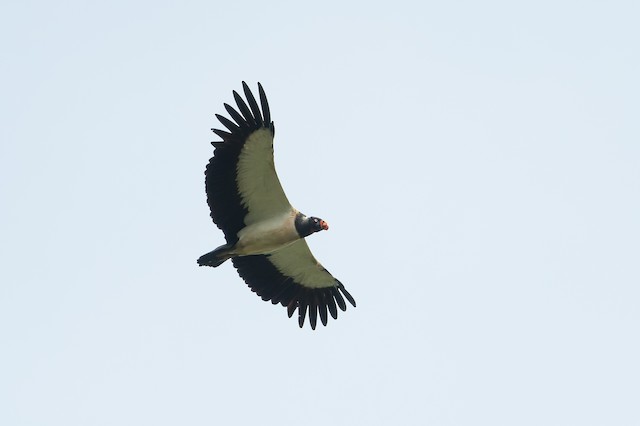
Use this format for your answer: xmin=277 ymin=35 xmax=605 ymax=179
xmin=205 ymin=82 xmax=292 ymax=243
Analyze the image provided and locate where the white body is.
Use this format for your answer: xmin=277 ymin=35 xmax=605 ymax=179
xmin=234 ymin=210 xmax=299 ymax=255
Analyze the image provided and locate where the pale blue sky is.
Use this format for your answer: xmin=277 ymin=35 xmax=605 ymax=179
xmin=1 ymin=1 xmax=639 ymax=425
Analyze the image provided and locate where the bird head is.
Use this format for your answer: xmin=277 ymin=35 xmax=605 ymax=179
xmin=295 ymin=214 xmax=329 ymax=238
xmin=309 ymin=216 xmax=329 ymax=232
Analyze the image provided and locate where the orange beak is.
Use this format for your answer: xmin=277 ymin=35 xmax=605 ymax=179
xmin=320 ymin=220 xmax=329 ymax=230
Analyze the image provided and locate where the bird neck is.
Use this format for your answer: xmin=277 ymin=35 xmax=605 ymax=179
xmin=294 ymin=212 xmax=314 ymax=238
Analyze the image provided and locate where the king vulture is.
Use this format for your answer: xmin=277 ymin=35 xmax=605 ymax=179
xmin=197 ymin=82 xmax=356 ymax=329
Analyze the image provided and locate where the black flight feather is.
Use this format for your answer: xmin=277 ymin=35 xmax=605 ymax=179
xmin=212 ymin=129 xmax=233 ymax=142
xmin=258 ymin=83 xmax=271 ymax=125
xmin=216 ymin=114 xmax=239 ymax=133
xmin=233 ymin=90 xmax=256 ymax=127
xmin=242 ymin=81 xmax=263 ymax=125
xmin=327 ymin=294 xmax=338 ymax=320
xmin=338 ymin=283 xmax=357 ymax=307
xmin=297 ymin=302 xmax=308 ymax=328
xmin=224 ymin=103 xmax=248 ymax=129
xmin=332 ymin=287 xmax=347 ymax=312
xmin=309 ymin=295 xmax=318 ymax=330
xmin=318 ymin=295 xmax=328 ymax=326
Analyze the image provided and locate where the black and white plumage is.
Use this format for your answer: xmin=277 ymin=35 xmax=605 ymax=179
xmin=198 ymin=82 xmax=355 ymax=329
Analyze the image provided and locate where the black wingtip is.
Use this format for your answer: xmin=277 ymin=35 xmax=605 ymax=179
xmin=298 ymin=303 xmax=308 ymax=328
xmin=212 ymin=129 xmax=233 ymax=142
xmin=332 ymin=287 xmax=347 ymax=311
xmin=257 ymin=82 xmax=271 ymax=125
xmin=309 ymin=299 xmax=318 ymax=330
xmin=216 ymin=114 xmax=239 ymax=132
xmin=327 ymin=294 xmax=338 ymax=319
xmin=223 ymin=103 xmax=247 ymax=128
xmin=233 ymin=90 xmax=256 ymax=127
xmin=338 ymin=283 xmax=357 ymax=308
xmin=287 ymin=300 xmax=297 ymax=318
xmin=242 ymin=81 xmax=264 ymax=126
xmin=318 ymin=296 xmax=328 ymax=326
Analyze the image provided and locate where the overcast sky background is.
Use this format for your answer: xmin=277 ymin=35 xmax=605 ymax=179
xmin=2 ymin=1 xmax=639 ymax=425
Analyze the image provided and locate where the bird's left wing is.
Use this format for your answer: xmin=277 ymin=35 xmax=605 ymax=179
xmin=232 ymin=240 xmax=356 ymax=329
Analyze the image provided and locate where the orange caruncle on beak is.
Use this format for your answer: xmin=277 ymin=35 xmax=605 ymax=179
xmin=320 ymin=220 xmax=329 ymax=230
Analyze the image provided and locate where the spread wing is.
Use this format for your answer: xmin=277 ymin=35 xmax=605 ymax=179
xmin=205 ymin=82 xmax=292 ymax=243
xmin=232 ymin=240 xmax=356 ymax=329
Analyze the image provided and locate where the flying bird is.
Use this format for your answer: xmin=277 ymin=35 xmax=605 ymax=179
xmin=198 ymin=82 xmax=355 ymax=329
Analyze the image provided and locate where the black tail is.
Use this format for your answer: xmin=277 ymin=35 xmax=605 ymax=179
xmin=197 ymin=243 xmax=234 ymax=267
